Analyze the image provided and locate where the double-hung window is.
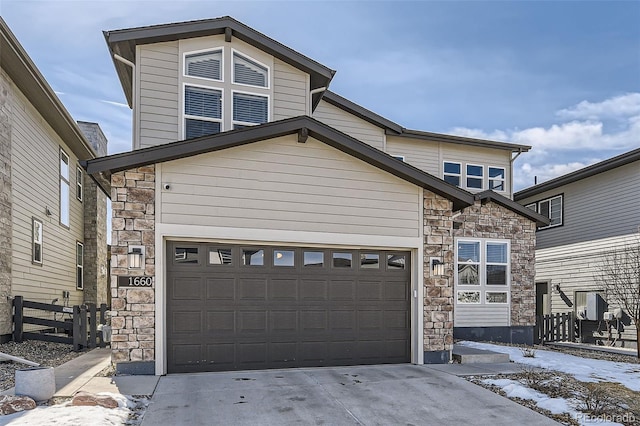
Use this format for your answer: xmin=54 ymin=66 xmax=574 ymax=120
xmin=466 ymin=164 xmax=483 ymax=190
xmin=443 ymin=162 xmax=461 ymax=186
xmin=59 ymin=149 xmax=70 ymax=227
xmin=488 ymin=167 xmax=505 ymax=191
xmin=456 ymin=239 xmax=510 ymax=305
xmin=184 ymin=85 xmax=223 ymax=139
xmin=76 ymin=242 xmax=84 ymax=290
xmin=76 ymin=166 xmax=83 ymax=202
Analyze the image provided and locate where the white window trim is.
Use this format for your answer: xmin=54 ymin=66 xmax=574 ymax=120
xmin=183 ymin=47 xmax=224 ymax=83
xmin=231 ymin=89 xmax=270 ymax=129
xmin=76 ymin=241 xmax=84 ymax=290
xmin=525 ymin=203 xmax=536 ymax=212
xmin=534 ymin=194 xmax=563 ymax=229
xmin=231 ymin=48 xmax=271 ymax=89
xmin=182 ymin=82 xmax=224 ymax=140
xmin=488 ymin=166 xmax=506 ymax=192
xmin=59 ymin=148 xmax=70 ymax=228
xmin=465 ymin=163 xmax=485 ymax=190
xmin=76 ymin=166 xmax=83 ymax=202
xmin=443 ymin=161 xmax=462 ymax=186
xmin=32 ymin=217 xmax=43 ymax=265
xmin=455 ymin=238 xmax=511 ymax=306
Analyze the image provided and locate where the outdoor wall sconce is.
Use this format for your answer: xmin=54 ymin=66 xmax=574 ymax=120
xmin=431 ymin=257 xmax=445 ymax=276
xmin=128 ymin=246 xmax=145 ymax=269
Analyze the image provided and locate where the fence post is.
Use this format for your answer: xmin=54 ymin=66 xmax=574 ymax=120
xmin=571 ymin=312 xmax=577 ymax=342
xmin=561 ymin=313 xmax=567 ymax=341
xmin=13 ymin=296 xmax=23 ymax=343
xmin=80 ymin=305 xmax=88 ymax=349
xmin=88 ymin=304 xmax=97 ymax=349
xmin=73 ymin=305 xmax=81 ymax=351
xmin=99 ymin=303 xmax=107 ymax=348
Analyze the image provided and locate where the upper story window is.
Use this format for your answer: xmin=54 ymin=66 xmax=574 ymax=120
xmin=76 ymin=166 xmax=83 ymax=202
xmin=489 ymin=167 xmax=505 ymax=191
xmin=184 ymin=85 xmax=222 ymax=139
xmin=185 ymin=50 xmax=222 ymax=81
xmin=443 ymin=162 xmax=461 ymax=186
xmin=182 ymin=48 xmax=270 ymax=139
xmin=443 ymin=161 xmax=507 ymax=192
xmin=528 ymin=195 xmax=563 ymax=229
xmin=59 ymin=149 xmax=70 ymax=227
xmin=466 ymin=164 xmax=483 ymax=189
xmin=233 ymin=51 xmax=269 ymax=88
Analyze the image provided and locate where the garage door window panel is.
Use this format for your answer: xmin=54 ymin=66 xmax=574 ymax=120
xmin=274 ymin=250 xmax=295 ymax=267
xmin=208 ymin=247 xmax=233 ymax=265
xmin=242 ymin=249 xmax=264 ymax=266
xmin=360 ymin=253 xmax=380 ymax=269
xmin=387 ymin=254 xmax=406 ymax=270
xmin=332 ymin=252 xmax=352 ymax=268
xmin=303 ymin=251 xmax=324 ymax=267
xmin=175 ymin=247 xmax=199 ymax=264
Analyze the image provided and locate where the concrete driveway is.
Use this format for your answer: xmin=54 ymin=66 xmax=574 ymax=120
xmin=142 ymin=364 xmax=558 ymax=425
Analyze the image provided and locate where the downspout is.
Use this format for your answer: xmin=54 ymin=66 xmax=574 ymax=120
xmin=309 ymin=87 xmax=327 ymax=116
xmin=510 ymin=148 xmax=523 ymax=198
xmin=113 ymin=54 xmax=136 ymax=147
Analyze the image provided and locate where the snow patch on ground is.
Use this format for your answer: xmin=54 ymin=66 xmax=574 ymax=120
xmin=460 ymin=341 xmax=640 ymax=391
xmin=0 ymin=393 xmax=134 ymax=426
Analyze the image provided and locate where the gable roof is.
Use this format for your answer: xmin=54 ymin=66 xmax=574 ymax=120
xmin=474 ymin=190 xmax=550 ymax=227
xmin=104 ymin=16 xmax=336 ymax=109
xmin=0 ymin=18 xmax=96 ymax=160
xmin=84 ymin=116 xmax=476 ymax=211
xmin=514 ymin=147 xmax=640 ymax=200
xmin=320 ymin=91 xmax=531 ymax=153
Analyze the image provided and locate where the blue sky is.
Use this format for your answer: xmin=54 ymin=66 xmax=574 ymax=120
xmin=3 ymin=0 xmax=639 ymax=190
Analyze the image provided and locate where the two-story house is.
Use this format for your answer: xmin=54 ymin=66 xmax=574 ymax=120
xmin=515 ymin=148 xmax=640 ymax=349
xmin=0 ymin=18 xmax=109 ymax=342
xmin=85 ymin=16 xmax=547 ymax=375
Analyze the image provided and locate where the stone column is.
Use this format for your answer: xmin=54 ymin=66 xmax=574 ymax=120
xmin=423 ymin=192 xmax=454 ymax=363
xmin=110 ymin=166 xmax=155 ymax=370
xmin=0 ymin=76 xmax=13 ymax=339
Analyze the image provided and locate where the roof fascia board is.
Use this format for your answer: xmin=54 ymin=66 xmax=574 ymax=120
xmin=1 ymin=18 xmax=96 ymax=160
xmin=322 ymin=91 xmax=403 ymax=134
xmin=396 ymin=129 xmax=531 ymax=152
xmin=86 ymin=116 xmax=475 ymax=210
xmin=475 ymin=190 xmax=550 ymax=226
xmin=514 ymin=148 xmax=640 ymax=200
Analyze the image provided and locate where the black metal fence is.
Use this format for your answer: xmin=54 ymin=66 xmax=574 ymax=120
xmin=535 ymin=312 xmax=577 ymax=344
xmin=13 ymin=296 xmax=109 ymax=351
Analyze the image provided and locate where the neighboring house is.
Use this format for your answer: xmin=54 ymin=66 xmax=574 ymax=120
xmin=515 ymin=148 xmax=640 ymax=349
xmin=0 ymin=18 xmax=109 ymax=342
xmin=85 ymin=16 xmax=548 ymax=375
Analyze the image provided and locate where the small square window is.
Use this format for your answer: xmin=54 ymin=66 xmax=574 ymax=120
xmin=387 ymin=254 xmax=406 ymax=270
xmin=209 ymin=248 xmax=232 ymax=265
xmin=332 ymin=252 xmax=352 ymax=268
xmin=304 ymin=251 xmax=324 ymax=267
xmin=274 ymin=250 xmax=295 ymax=267
xmin=242 ymin=249 xmax=264 ymax=266
xmin=360 ymin=253 xmax=379 ymax=269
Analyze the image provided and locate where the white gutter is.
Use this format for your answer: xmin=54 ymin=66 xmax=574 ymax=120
xmin=510 ymin=149 xmax=524 ymax=198
xmin=309 ymin=86 xmax=327 ymax=115
xmin=113 ymin=54 xmax=135 ymax=108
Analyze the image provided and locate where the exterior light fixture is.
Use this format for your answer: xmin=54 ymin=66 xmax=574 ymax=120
xmin=431 ymin=257 xmax=445 ymax=276
xmin=128 ymin=246 xmax=145 ymax=269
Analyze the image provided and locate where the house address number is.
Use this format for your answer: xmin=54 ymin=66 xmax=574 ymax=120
xmin=118 ymin=276 xmax=154 ymax=287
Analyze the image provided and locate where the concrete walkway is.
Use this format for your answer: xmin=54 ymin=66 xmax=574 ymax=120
xmin=142 ymin=364 xmax=558 ymax=425
xmin=2 ymin=348 xmax=159 ymax=397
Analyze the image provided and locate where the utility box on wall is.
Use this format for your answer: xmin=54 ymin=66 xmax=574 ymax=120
xmin=586 ymin=292 xmax=606 ymax=321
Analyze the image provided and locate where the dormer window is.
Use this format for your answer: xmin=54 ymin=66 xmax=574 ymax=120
xmin=233 ymin=51 xmax=268 ymax=88
xmin=185 ymin=50 xmax=222 ymax=81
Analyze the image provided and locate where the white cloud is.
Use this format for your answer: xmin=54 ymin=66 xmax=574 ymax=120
xmin=449 ymin=93 xmax=640 ymax=190
xmin=556 ymin=92 xmax=640 ymax=120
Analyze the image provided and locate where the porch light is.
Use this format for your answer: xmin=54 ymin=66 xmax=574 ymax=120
xmin=431 ymin=257 xmax=445 ymax=276
xmin=128 ymin=246 xmax=144 ymax=269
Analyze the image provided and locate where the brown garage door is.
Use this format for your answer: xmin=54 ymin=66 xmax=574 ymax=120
xmin=166 ymin=242 xmax=410 ymax=373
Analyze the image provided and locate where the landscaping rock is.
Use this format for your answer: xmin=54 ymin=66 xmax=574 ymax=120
xmin=71 ymin=391 xmax=119 ymax=409
xmin=0 ymin=395 xmax=36 ymax=415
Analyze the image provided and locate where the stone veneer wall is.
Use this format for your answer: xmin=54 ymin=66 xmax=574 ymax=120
xmin=454 ymin=199 xmax=537 ymax=327
xmin=422 ymin=192 xmax=455 ymax=358
xmin=110 ymin=166 xmax=155 ymax=363
xmin=0 ymin=75 xmax=12 ymax=338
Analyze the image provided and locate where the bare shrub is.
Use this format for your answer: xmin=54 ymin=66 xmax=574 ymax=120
xmin=575 ymin=382 xmax=618 ymax=416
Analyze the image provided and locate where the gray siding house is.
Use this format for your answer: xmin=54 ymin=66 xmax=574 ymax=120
xmin=85 ymin=16 xmax=547 ymax=374
xmin=0 ymin=18 xmax=109 ymax=342
xmin=515 ymin=148 xmax=640 ymax=349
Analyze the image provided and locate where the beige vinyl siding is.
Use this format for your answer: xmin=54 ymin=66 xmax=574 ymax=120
xmin=518 ymin=161 xmax=640 ymax=249
xmin=386 ymin=135 xmax=439 ymax=173
xmin=159 ymin=135 xmax=420 ymax=237
xmin=455 ymin=305 xmax=510 ymax=327
xmin=313 ymin=100 xmax=385 ymax=150
xmin=5 ymin=72 xmax=84 ymax=307
xmin=273 ymin=58 xmax=308 ymax=119
xmin=137 ymin=41 xmax=179 ymax=149
xmin=535 ymin=234 xmax=638 ymax=344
